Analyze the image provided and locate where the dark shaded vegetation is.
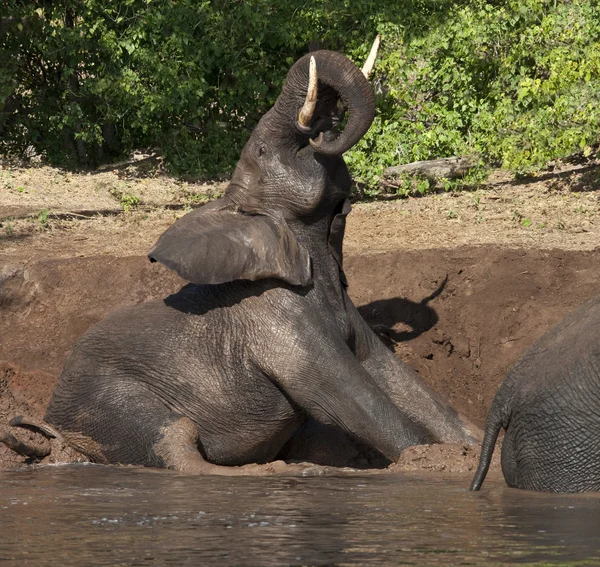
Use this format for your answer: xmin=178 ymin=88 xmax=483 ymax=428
xmin=2 ymin=0 xmax=600 ymax=195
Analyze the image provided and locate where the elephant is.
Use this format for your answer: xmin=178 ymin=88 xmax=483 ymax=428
xmin=5 ymin=49 xmax=480 ymax=474
xmin=470 ymin=295 xmax=600 ymax=492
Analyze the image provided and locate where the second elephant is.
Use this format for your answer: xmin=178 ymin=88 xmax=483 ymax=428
xmin=471 ymin=295 xmax=600 ymax=492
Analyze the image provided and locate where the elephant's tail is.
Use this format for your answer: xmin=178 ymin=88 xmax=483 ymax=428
xmin=469 ymin=407 xmax=503 ymax=491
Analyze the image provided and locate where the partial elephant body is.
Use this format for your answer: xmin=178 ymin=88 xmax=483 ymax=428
xmin=24 ymin=49 xmax=480 ymax=473
xmin=471 ymin=295 xmax=600 ymax=492
xmin=47 ymin=287 xmax=305 ymax=467
xmin=46 ymin=226 xmax=477 ymax=469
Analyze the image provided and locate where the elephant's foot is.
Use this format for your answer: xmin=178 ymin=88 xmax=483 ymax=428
xmin=0 ymin=415 xmax=66 ymax=461
xmin=0 ymin=425 xmax=51 ymax=460
xmin=154 ymin=417 xmax=353 ymax=476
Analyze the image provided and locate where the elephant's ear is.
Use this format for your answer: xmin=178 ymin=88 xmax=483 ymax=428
xmin=148 ymin=201 xmax=312 ymax=286
xmin=328 ymin=198 xmax=352 ymax=286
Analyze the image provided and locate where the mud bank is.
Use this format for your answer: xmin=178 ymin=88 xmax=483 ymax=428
xmin=1 ymin=245 xmax=598 ymax=471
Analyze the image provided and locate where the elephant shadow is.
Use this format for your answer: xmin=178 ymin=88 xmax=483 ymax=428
xmin=357 ymin=275 xmax=447 ymax=346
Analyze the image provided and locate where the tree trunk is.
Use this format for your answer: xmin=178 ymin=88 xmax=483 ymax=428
xmin=383 ymin=156 xmax=478 ymax=183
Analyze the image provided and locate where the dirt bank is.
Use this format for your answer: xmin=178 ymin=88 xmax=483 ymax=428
xmin=2 ymin=158 xmax=600 ymax=261
xmin=1 ymin=163 xmax=599 ymax=472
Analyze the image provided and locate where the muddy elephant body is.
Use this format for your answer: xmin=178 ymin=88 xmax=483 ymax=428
xmin=471 ymin=295 xmax=600 ymax=492
xmin=36 ymin=50 xmax=480 ymax=473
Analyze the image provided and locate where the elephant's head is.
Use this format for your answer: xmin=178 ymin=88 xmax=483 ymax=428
xmin=226 ymin=49 xmax=376 ymax=217
xmin=149 ymin=49 xmax=376 ymax=287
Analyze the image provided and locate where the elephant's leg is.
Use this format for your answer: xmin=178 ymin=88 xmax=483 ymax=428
xmin=48 ymin=381 xmax=344 ymax=476
xmin=47 ymin=381 xmax=203 ymax=468
xmin=150 ymin=416 xmax=339 ymax=476
xmin=500 ymin=427 xmax=518 ymax=488
xmin=152 ymin=415 xmax=228 ymax=474
xmin=260 ymin=327 xmax=432 ymax=462
xmin=346 ymin=300 xmax=483 ymax=444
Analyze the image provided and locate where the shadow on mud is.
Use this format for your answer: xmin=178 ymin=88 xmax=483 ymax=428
xmin=358 ymin=275 xmax=447 ymax=345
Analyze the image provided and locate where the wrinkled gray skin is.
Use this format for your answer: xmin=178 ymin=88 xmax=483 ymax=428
xmin=471 ymin=295 xmax=600 ymax=492
xmin=40 ymin=51 xmax=480 ymax=474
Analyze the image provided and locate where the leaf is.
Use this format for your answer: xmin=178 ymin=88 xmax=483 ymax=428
xmin=122 ymin=41 xmax=136 ymax=54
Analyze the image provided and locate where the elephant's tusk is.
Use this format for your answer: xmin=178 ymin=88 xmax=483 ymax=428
xmin=361 ymin=34 xmax=381 ymax=79
xmin=298 ymin=55 xmax=318 ymax=128
xmin=308 ymin=131 xmax=324 ymax=150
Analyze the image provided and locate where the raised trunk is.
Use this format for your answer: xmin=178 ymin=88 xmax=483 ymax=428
xmin=275 ymin=50 xmax=375 ymax=156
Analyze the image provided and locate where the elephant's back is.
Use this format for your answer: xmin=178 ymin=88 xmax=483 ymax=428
xmin=44 ymin=298 xmax=195 ymax=425
xmin=502 ymin=295 xmax=600 ymax=491
xmin=506 ymin=295 xmax=600 ymax=445
xmin=46 ymin=290 xmax=245 ymax=413
xmin=509 ymin=295 xmax=600 ymax=399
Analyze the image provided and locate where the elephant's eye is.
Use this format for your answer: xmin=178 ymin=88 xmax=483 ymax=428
xmin=257 ymin=143 xmax=267 ymax=157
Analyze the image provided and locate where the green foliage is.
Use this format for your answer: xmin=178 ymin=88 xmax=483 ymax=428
xmin=2 ymin=0 xmax=600 ymax=193
xmin=108 ymin=184 xmax=140 ymax=212
xmin=36 ymin=208 xmax=50 ymax=228
xmin=348 ymin=0 xmax=600 ymax=192
xmin=119 ymin=194 xmax=140 ymax=213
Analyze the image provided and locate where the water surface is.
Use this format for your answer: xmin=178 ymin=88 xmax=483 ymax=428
xmin=1 ymin=464 xmax=599 ymax=566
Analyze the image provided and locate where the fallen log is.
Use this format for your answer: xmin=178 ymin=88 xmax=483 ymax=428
xmin=383 ymin=155 xmax=479 ymax=184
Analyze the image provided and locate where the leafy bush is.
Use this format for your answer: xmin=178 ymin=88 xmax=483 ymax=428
xmin=2 ymin=0 xmax=600 ymax=191
xmin=348 ymin=0 xmax=600 ymax=191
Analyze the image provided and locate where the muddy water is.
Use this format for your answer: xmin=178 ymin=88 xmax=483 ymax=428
xmin=1 ymin=465 xmax=599 ymax=566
